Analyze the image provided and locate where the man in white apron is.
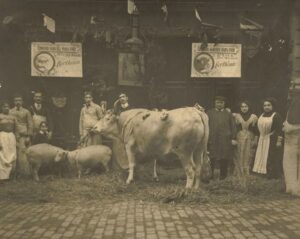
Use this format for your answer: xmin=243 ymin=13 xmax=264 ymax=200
xmin=79 ymin=91 xmax=104 ymax=147
xmin=9 ymin=95 xmax=33 ymax=177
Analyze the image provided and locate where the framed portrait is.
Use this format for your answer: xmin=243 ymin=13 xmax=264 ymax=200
xmin=118 ymin=52 xmax=145 ymax=86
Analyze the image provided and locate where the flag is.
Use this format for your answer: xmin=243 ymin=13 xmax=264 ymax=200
xmin=240 ymin=17 xmax=263 ymax=30
xmin=161 ymin=4 xmax=168 ymax=22
xmin=90 ymin=16 xmax=96 ymax=24
xmin=42 ymin=13 xmax=55 ymax=33
xmin=2 ymin=16 xmax=14 ymax=25
xmin=128 ymin=0 xmax=138 ymax=14
xmin=195 ymin=8 xmax=202 ymax=22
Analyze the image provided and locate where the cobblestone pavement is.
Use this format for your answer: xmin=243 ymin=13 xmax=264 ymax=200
xmin=0 ymin=199 xmax=300 ymax=239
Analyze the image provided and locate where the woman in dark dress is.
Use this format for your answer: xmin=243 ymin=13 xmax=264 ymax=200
xmin=252 ymin=98 xmax=283 ymax=179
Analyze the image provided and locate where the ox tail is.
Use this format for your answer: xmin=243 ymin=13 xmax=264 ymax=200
xmin=193 ymin=108 xmax=209 ymax=160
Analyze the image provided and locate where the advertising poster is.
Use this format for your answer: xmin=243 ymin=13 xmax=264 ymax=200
xmin=191 ymin=43 xmax=242 ymax=78
xmin=31 ymin=42 xmax=83 ymax=77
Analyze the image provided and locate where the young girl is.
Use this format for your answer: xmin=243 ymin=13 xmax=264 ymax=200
xmin=32 ymin=121 xmax=51 ymax=145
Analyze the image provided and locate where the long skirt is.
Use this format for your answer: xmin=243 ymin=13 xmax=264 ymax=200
xmin=0 ymin=132 xmax=17 ymax=180
xmin=234 ymin=130 xmax=255 ymax=177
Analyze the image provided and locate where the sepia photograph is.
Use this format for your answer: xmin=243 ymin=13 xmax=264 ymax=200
xmin=0 ymin=0 xmax=300 ymax=238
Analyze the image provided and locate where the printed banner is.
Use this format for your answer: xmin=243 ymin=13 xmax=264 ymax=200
xmin=191 ymin=43 xmax=242 ymax=78
xmin=31 ymin=42 xmax=83 ymax=77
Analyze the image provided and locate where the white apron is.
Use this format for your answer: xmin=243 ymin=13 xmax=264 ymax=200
xmin=0 ymin=132 xmax=17 ymax=180
xmin=253 ymin=112 xmax=275 ymax=174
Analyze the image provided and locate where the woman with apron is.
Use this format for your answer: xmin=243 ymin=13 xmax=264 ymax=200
xmin=253 ymin=98 xmax=283 ymax=179
xmin=0 ymin=102 xmax=17 ymax=181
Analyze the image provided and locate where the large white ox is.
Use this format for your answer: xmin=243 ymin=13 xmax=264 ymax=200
xmin=93 ymin=107 xmax=209 ymax=189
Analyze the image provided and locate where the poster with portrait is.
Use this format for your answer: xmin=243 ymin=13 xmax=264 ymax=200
xmin=31 ymin=42 xmax=83 ymax=77
xmin=191 ymin=43 xmax=242 ymax=78
xmin=118 ymin=52 xmax=145 ymax=86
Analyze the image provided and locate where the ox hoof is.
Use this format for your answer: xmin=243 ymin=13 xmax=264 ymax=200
xmin=153 ymin=177 xmax=159 ymax=182
xmin=126 ymin=179 xmax=133 ymax=185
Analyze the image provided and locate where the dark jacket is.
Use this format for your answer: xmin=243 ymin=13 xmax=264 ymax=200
xmin=206 ymin=108 xmax=236 ymax=159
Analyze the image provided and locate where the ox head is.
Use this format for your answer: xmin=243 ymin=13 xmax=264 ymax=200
xmin=92 ymin=110 xmax=120 ymax=139
xmin=54 ymin=150 xmax=68 ymax=163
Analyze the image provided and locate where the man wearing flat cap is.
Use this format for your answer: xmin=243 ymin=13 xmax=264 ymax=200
xmin=113 ymin=92 xmax=131 ymax=115
xmin=207 ymin=96 xmax=237 ymax=180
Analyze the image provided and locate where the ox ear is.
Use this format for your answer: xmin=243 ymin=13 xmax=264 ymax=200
xmin=106 ymin=109 xmax=114 ymax=116
xmin=113 ymin=114 xmax=119 ymax=121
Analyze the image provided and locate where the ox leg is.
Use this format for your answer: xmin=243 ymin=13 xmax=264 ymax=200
xmin=84 ymin=168 xmax=91 ymax=175
xmin=153 ymin=159 xmax=159 ymax=182
xmin=178 ymin=152 xmax=195 ymax=189
xmin=77 ymin=164 xmax=82 ymax=179
xmin=103 ymin=162 xmax=110 ymax=173
xmin=32 ymin=166 xmax=40 ymax=182
xmin=193 ymin=147 xmax=204 ymax=189
xmin=125 ymin=143 xmax=136 ymax=185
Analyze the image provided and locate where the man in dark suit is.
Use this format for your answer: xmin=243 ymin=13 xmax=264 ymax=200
xmin=29 ymin=91 xmax=53 ymax=138
xmin=207 ymin=96 xmax=237 ymax=180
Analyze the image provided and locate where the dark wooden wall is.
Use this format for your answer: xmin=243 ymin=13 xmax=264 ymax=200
xmin=0 ymin=0 xmax=292 ymax=140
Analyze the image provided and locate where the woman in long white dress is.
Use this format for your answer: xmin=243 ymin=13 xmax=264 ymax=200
xmin=233 ymin=101 xmax=258 ymax=177
xmin=0 ymin=102 xmax=17 ymax=181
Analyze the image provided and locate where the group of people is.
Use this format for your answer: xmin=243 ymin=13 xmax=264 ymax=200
xmin=207 ymin=96 xmax=283 ymax=180
xmin=0 ymin=88 xmax=284 ymax=182
xmin=76 ymin=92 xmax=286 ymax=181
xmin=0 ymin=90 xmax=131 ymax=181
xmin=0 ymin=91 xmax=53 ymax=180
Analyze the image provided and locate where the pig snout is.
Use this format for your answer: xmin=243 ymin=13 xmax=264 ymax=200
xmin=54 ymin=150 xmax=68 ymax=162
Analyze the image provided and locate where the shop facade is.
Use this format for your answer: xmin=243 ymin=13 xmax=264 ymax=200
xmin=0 ymin=0 xmax=293 ymax=147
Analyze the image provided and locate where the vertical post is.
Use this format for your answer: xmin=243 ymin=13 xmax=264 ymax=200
xmin=282 ymin=0 xmax=300 ymax=196
xmin=289 ymin=1 xmax=300 ymax=93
